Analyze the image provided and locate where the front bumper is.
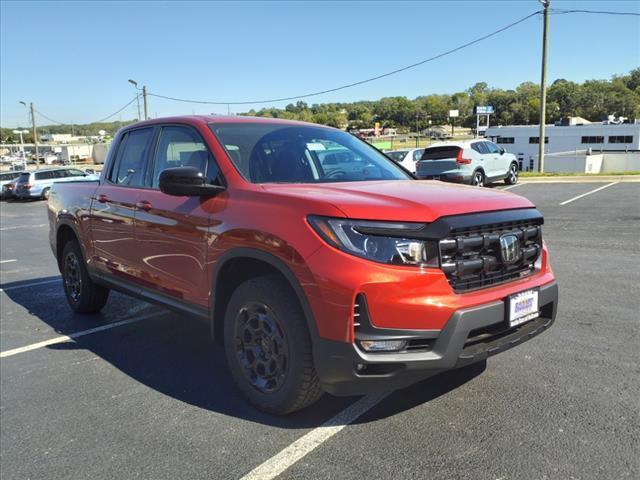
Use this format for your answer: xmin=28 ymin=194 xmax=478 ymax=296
xmin=315 ymin=280 xmax=558 ymax=395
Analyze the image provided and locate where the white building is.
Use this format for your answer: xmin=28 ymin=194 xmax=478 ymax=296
xmin=39 ymin=133 xmax=86 ymax=144
xmin=485 ymin=122 xmax=639 ymax=171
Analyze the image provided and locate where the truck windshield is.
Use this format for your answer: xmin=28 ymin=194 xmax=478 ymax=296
xmin=209 ymin=123 xmax=411 ymax=184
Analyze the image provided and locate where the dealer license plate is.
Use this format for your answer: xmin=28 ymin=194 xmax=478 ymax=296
xmin=508 ymin=289 xmax=539 ymax=327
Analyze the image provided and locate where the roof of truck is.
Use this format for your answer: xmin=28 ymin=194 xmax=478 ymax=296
xmin=130 ymin=115 xmax=329 ymax=129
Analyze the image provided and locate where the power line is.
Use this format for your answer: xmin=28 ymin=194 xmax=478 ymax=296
xmin=34 ymin=95 xmax=140 ymax=126
xmin=23 ymin=7 xmax=639 ymax=122
xmin=550 ymin=8 xmax=640 ymax=17
xmin=34 ymin=109 xmax=66 ymax=125
xmin=93 ymin=95 xmax=140 ymax=123
xmin=148 ymin=10 xmax=543 ymax=106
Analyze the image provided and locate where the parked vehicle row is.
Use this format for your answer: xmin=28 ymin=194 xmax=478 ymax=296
xmin=385 ymin=139 xmax=519 ymax=186
xmin=48 ymin=115 xmax=557 ymax=415
xmin=0 ymin=171 xmax=25 ymax=199
xmin=1 ymin=167 xmax=99 ymax=200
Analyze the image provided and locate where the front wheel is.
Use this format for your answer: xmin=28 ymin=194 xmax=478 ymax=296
xmin=224 ymin=274 xmax=323 ymax=414
xmin=505 ymin=163 xmax=519 ymax=185
xmin=61 ymin=240 xmax=110 ymax=313
xmin=471 ymin=170 xmax=485 ymax=187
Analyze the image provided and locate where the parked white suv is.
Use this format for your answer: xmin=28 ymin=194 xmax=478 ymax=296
xmin=416 ymin=140 xmax=519 ymax=186
xmin=384 ymin=148 xmax=425 ymax=174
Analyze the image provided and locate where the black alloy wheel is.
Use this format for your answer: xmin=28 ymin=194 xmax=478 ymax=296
xmin=64 ymin=250 xmax=82 ymax=303
xmin=233 ymin=301 xmax=289 ymax=394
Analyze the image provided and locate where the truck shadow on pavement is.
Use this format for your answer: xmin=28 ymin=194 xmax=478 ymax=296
xmin=3 ymin=278 xmax=485 ymax=429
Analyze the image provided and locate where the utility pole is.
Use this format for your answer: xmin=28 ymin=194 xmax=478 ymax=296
xmin=19 ymin=101 xmax=39 ymax=168
xmin=416 ymin=112 xmax=420 ymax=148
xmin=142 ymin=85 xmax=148 ymax=120
xmin=31 ymin=103 xmax=39 ymax=170
xmin=538 ymin=0 xmax=550 ymax=172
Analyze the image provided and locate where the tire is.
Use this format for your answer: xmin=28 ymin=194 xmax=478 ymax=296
xmin=61 ymin=240 xmax=110 ymax=313
xmin=42 ymin=187 xmax=51 ymax=200
xmin=471 ymin=170 xmax=485 ymax=187
xmin=224 ymin=274 xmax=323 ymax=414
xmin=505 ymin=162 xmax=519 ymax=185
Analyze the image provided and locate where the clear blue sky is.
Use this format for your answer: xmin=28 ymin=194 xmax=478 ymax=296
xmin=1 ymin=0 xmax=638 ymax=128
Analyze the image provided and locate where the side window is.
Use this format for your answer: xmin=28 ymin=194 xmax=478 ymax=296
xmin=471 ymin=142 xmax=488 ymax=154
xmin=151 ymin=126 xmax=218 ymax=188
xmin=35 ymin=171 xmax=54 ymax=180
xmin=413 ymin=149 xmax=424 ymax=161
xmin=67 ymin=169 xmax=85 ymax=177
xmin=53 ymin=170 xmax=68 ymax=178
xmin=110 ymin=128 xmax=153 ymax=186
xmin=484 ymin=142 xmax=500 ymax=154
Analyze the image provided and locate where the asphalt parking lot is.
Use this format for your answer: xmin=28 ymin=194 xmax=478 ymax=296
xmin=1 ymin=180 xmax=639 ymax=480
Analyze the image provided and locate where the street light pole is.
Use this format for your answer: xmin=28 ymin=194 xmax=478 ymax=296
xmin=12 ymin=129 xmax=28 ymax=153
xmin=128 ymin=79 xmax=141 ymax=120
xmin=538 ymin=0 xmax=550 ymax=172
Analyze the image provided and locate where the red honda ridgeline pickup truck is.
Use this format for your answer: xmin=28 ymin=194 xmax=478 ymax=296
xmin=48 ymin=116 xmax=558 ymax=414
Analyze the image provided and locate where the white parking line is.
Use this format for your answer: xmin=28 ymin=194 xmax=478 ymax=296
xmin=0 ymin=311 xmax=161 ymax=358
xmin=0 ymin=259 xmax=17 ymax=264
xmin=502 ymin=184 xmax=524 ymax=191
xmin=0 ymin=223 xmax=48 ymax=231
xmin=0 ymin=278 xmax=61 ymax=292
xmin=559 ymin=181 xmax=620 ymax=205
xmin=240 ymin=391 xmax=390 ymax=480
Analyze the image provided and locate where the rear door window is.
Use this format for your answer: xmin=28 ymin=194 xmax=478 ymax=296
xmin=34 ymin=171 xmax=54 ymax=180
xmin=471 ymin=142 xmax=489 ymax=154
xmin=484 ymin=142 xmax=500 ymax=154
xmin=67 ymin=169 xmax=86 ymax=177
xmin=110 ymin=128 xmax=154 ymax=187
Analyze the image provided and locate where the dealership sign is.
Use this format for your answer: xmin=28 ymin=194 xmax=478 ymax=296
xmin=475 ymin=106 xmax=494 ymax=114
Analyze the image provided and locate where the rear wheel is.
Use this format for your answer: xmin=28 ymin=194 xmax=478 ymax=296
xmin=224 ymin=274 xmax=323 ymax=414
xmin=42 ymin=187 xmax=51 ymax=200
xmin=471 ymin=170 xmax=485 ymax=187
xmin=505 ymin=163 xmax=519 ymax=185
xmin=61 ymin=240 xmax=110 ymax=313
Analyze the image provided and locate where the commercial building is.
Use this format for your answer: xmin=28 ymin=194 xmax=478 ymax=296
xmin=485 ymin=120 xmax=639 ymax=171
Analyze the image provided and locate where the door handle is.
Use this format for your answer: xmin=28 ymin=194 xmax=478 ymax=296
xmin=136 ymin=200 xmax=152 ymax=211
xmin=97 ymin=194 xmax=109 ymax=203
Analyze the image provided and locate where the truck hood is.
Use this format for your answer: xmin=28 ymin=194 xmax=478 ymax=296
xmin=261 ymin=180 xmax=534 ymax=222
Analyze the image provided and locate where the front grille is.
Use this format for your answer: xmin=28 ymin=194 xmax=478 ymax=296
xmin=439 ymin=218 xmax=543 ymax=292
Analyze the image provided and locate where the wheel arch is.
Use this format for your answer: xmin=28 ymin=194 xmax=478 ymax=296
xmin=55 ymin=222 xmax=80 ymax=271
xmin=210 ymin=248 xmax=318 ymax=344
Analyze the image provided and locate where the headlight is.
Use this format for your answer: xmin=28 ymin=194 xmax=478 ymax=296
xmin=308 ymin=216 xmax=439 ymax=267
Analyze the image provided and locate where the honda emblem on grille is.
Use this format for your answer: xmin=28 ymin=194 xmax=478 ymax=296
xmin=500 ymin=234 xmax=520 ymax=264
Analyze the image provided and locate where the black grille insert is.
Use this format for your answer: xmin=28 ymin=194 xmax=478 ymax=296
xmin=439 ymin=218 xmax=543 ymax=292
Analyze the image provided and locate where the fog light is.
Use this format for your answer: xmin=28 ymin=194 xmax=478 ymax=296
xmin=359 ymin=339 xmax=407 ymax=352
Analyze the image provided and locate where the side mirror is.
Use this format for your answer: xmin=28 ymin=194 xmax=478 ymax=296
xmin=499 ymin=147 xmax=505 ymax=155
xmin=159 ymin=167 xmax=225 ymax=197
